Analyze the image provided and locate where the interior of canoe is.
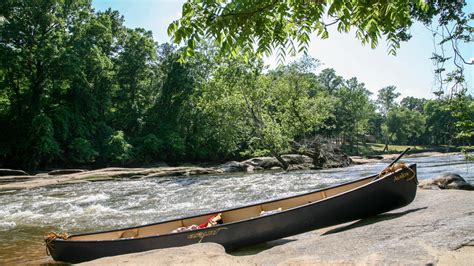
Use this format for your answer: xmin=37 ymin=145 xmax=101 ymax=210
xmin=69 ymin=175 xmax=375 ymax=241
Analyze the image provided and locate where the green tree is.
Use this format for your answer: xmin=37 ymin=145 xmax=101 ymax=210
xmin=106 ymin=130 xmax=133 ymax=165
xmin=334 ymin=78 xmax=375 ymax=151
xmin=0 ymin=0 xmax=95 ymax=168
xmin=197 ymin=56 xmax=335 ymax=169
xmin=67 ymin=138 xmax=98 ymax=164
xmin=385 ymin=107 xmax=426 ymax=145
xmin=24 ymin=112 xmax=61 ymax=168
xmin=376 ymin=86 xmax=401 ymax=152
xmin=169 ymin=0 xmax=433 ymax=61
xmin=424 ymin=99 xmax=455 ymax=146
xmin=447 ymin=94 xmax=474 ymax=145
xmin=400 ymin=96 xmax=427 ymax=113
xmin=317 ymin=68 xmax=343 ymax=93
xmin=112 ymin=28 xmax=157 ymax=137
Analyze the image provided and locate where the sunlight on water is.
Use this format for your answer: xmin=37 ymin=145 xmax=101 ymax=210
xmin=0 ymin=154 xmax=472 ymax=263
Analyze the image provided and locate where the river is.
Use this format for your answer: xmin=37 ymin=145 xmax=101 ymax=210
xmin=0 ymin=154 xmax=472 ymax=264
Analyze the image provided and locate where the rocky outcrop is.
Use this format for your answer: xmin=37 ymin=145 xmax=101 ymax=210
xmin=319 ymin=146 xmax=352 ymax=168
xmin=291 ymin=138 xmax=353 ymax=169
xmin=0 ymin=169 xmax=29 ymax=176
xmin=418 ymin=173 xmax=474 ymax=190
xmin=238 ymin=154 xmax=314 ymax=171
xmin=0 ymin=151 xmax=352 ymax=190
xmin=0 ymin=166 xmax=223 ymax=190
xmin=81 ymin=190 xmax=474 ymax=265
xmin=218 ymin=161 xmax=249 ymax=173
xmin=366 ymin=154 xmax=384 ymax=159
xmin=281 ymin=154 xmax=313 ymax=165
xmin=242 ymin=157 xmax=281 ymax=169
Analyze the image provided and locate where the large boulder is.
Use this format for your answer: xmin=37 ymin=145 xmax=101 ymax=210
xmin=0 ymin=169 xmax=29 ymax=176
xmin=242 ymin=154 xmax=313 ymax=170
xmin=281 ymin=154 xmax=313 ymax=165
xmin=242 ymin=157 xmax=281 ymax=169
xmin=217 ymin=161 xmax=248 ymax=173
xmin=418 ymin=173 xmax=474 ymax=190
xmin=318 ymin=145 xmax=352 ymax=169
xmin=291 ymin=137 xmax=352 ymax=169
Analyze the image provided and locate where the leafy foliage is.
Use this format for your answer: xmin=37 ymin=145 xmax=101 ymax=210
xmin=0 ymin=0 xmax=471 ymax=170
xmin=168 ymin=0 xmax=431 ymax=62
xmin=106 ymin=131 xmax=133 ymax=165
xmin=385 ymin=107 xmax=426 ymax=145
xmin=67 ymin=138 xmax=98 ymax=164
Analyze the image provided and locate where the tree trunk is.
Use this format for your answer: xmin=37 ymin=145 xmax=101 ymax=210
xmin=383 ymin=135 xmax=389 ymax=153
xmin=239 ymin=82 xmax=289 ymax=171
xmin=272 ymin=151 xmax=289 ymax=171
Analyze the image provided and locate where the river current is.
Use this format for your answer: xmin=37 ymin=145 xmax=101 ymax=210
xmin=0 ymin=154 xmax=472 ymax=263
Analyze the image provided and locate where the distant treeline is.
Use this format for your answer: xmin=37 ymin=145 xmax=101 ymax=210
xmin=0 ymin=1 xmax=473 ymax=169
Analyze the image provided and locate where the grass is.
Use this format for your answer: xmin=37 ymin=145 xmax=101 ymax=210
xmin=345 ymin=143 xmax=474 ymax=156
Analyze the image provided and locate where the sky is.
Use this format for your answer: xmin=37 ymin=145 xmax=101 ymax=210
xmin=92 ymin=0 xmax=473 ymax=100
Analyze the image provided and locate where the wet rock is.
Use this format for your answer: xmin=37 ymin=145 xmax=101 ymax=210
xmin=48 ymin=169 xmax=87 ymax=175
xmin=0 ymin=169 xmax=29 ymax=176
xmin=242 ymin=157 xmax=281 ymax=169
xmin=418 ymin=173 xmax=474 ymax=190
xmin=187 ymin=168 xmax=221 ymax=175
xmin=246 ymin=166 xmax=263 ymax=172
xmin=366 ymin=155 xmax=384 ymax=159
xmin=242 ymin=154 xmax=313 ymax=170
xmin=291 ymin=138 xmax=352 ymax=169
xmin=320 ymin=146 xmax=352 ymax=168
xmin=288 ymin=164 xmax=311 ymax=170
xmin=281 ymin=154 xmax=313 ymax=165
xmin=218 ymin=161 xmax=249 ymax=173
xmin=0 ymin=166 xmax=221 ymax=190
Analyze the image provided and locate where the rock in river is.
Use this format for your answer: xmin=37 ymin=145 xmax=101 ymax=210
xmin=418 ymin=173 xmax=474 ymax=190
xmin=242 ymin=157 xmax=281 ymax=169
xmin=280 ymin=154 xmax=313 ymax=165
xmin=242 ymin=154 xmax=313 ymax=170
xmin=218 ymin=161 xmax=249 ymax=173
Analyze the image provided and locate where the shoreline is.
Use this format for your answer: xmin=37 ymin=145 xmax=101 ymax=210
xmin=0 ymin=151 xmax=464 ymax=191
xmin=350 ymin=151 xmax=463 ymax=164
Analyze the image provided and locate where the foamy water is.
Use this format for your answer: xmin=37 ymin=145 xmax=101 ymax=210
xmin=0 ymin=153 xmax=472 ymax=263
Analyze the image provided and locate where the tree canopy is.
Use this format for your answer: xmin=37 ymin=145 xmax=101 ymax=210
xmin=169 ymin=1 xmax=469 ymax=61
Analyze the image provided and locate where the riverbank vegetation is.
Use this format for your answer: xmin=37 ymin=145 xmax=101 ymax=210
xmin=0 ymin=1 xmax=472 ymax=170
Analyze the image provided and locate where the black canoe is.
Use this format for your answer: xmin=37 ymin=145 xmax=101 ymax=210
xmin=46 ymin=163 xmax=418 ymax=263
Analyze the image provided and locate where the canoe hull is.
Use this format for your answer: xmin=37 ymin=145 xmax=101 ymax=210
xmin=49 ymin=164 xmax=417 ymax=263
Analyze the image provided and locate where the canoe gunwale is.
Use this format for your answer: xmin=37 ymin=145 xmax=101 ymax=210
xmin=54 ymin=165 xmax=415 ymax=243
